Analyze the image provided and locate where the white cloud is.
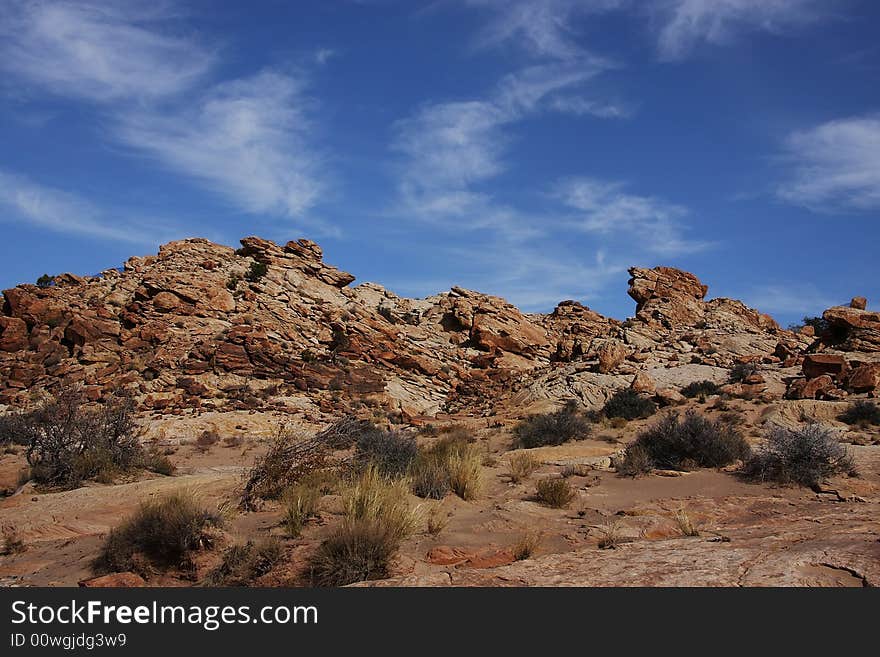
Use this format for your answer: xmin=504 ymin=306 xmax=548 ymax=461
xmin=778 ymin=114 xmax=880 ymax=211
xmin=0 ymin=0 xmax=214 ymax=102
xmin=114 ymin=70 xmax=323 ymax=219
xmin=555 ymin=177 xmax=711 ymax=255
xmin=314 ymin=48 xmax=338 ymax=65
xmin=654 ymin=0 xmax=825 ymax=60
xmin=547 ymin=95 xmax=634 ymax=118
xmin=742 ymin=284 xmax=836 ymax=316
xmin=467 ymin=0 xmax=626 ymax=61
xmin=0 ymin=169 xmax=178 ymax=244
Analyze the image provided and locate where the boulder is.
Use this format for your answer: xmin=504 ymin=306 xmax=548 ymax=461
xmin=79 ymin=572 xmax=146 ymax=587
xmin=850 ymin=297 xmax=867 ymax=310
xmin=597 ymin=340 xmax=627 ymax=374
xmin=630 ymin=371 xmax=656 ymax=394
xmin=846 ymin=363 xmax=880 ymax=393
xmin=802 ymin=354 xmax=848 ymax=380
xmin=628 ymin=266 xmax=708 ymax=328
xmin=823 ymin=306 xmax=880 ymax=352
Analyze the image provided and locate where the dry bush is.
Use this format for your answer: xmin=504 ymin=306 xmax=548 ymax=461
xmin=513 ymin=532 xmax=542 ymax=561
xmin=743 ymin=424 xmax=855 ymax=488
xmin=95 ymin=493 xmax=221 ymax=573
xmin=241 ymin=425 xmax=329 ymax=510
xmin=535 ymin=477 xmax=575 ymax=508
xmin=838 ymin=400 xmax=880 ymax=427
xmin=195 ymin=430 xmax=219 ymax=451
xmin=282 ymin=479 xmax=323 ymax=538
xmin=507 ymin=452 xmax=540 ymax=483
xmin=206 ymin=538 xmax=283 ymax=586
xmin=628 ymin=411 xmax=751 ymax=471
xmin=142 ymin=447 xmax=175 ymax=476
xmin=310 ymin=467 xmax=417 ymax=586
xmin=616 ymin=443 xmax=653 ymax=477
xmin=354 ymin=428 xmax=417 ymax=478
xmin=561 ymin=463 xmax=592 ymax=478
xmin=411 ymin=435 xmax=482 ymax=501
xmin=729 ymin=362 xmax=759 ymax=383
xmin=602 ymin=389 xmax=657 ymax=421
xmin=11 ymin=387 xmax=145 ymax=489
xmin=680 ymin=380 xmax=721 ymax=399
xmin=316 ymin=415 xmax=379 ymax=450
xmin=446 ymin=445 xmax=482 ymax=501
xmin=2 ymin=528 xmax=26 ymax=555
xmin=514 ymin=400 xmax=592 ymax=448
xmin=410 ymin=451 xmax=450 ymax=500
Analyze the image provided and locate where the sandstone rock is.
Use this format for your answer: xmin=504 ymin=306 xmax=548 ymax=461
xmin=597 ymin=340 xmax=627 ymax=374
xmin=655 ymin=387 xmax=685 ymax=406
xmin=846 ymin=363 xmax=880 ymax=393
xmin=802 ymin=354 xmax=849 ymax=380
xmin=850 ymin=296 xmax=867 ymax=310
xmin=628 ymin=266 xmax=708 ymax=328
xmin=630 ymin=371 xmax=656 ymax=394
xmin=823 ymin=305 xmax=880 ymax=352
xmin=0 ymin=316 xmax=29 ymax=351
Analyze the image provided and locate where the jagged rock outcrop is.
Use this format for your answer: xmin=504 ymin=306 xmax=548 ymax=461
xmin=2 ymin=236 xmax=862 ymax=417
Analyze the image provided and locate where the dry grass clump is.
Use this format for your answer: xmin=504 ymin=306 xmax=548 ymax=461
xmin=354 ymin=428 xmax=418 ymax=478
xmin=206 ymin=538 xmax=284 ymax=586
xmin=514 ymin=400 xmax=591 ymax=448
xmin=283 ymin=469 xmax=341 ymax=537
xmin=410 ymin=435 xmax=482 ymax=501
xmin=597 ymin=520 xmax=622 ymax=550
xmin=310 ymin=467 xmax=418 ymax=586
xmin=507 ymin=452 xmax=540 ymax=483
xmin=426 ymin=508 xmax=449 ymax=535
xmin=742 ymin=424 xmax=855 ymax=488
xmin=535 ymin=477 xmax=576 ymax=508
xmin=94 ymin=492 xmax=221 ymax=574
xmin=674 ymin=508 xmax=699 ymax=537
xmin=512 ymin=532 xmax=542 ymax=561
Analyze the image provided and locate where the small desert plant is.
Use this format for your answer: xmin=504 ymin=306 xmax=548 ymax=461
xmin=410 ymin=451 xmax=451 ymax=499
xmin=310 ymin=467 xmax=417 ymax=586
xmin=535 ymin=477 xmax=576 ymax=508
xmin=142 ymin=448 xmax=175 ymax=476
xmin=507 ymin=452 xmax=540 ymax=483
xmin=282 ymin=481 xmax=322 ymax=538
xmin=245 ymin=261 xmax=268 ymax=282
xmin=206 ymin=538 xmax=283 ymax=586
xmin=602 ymin=389 xmax=657 ymax=421
xmin=410 ymin=436 xmax=482 ymax=501
xmin=681 ymin=380 xmax=721 ymax=399
xmin=729 ymin=362 xmax=759 ymax=383
xmin=616 ymin=443 xmax=653 ymax=477
xmin=838 ymin=400 xmax=880 ymax=427
xmin=512 ymin=532 xmax=542 ymax=561
xmin=445 ymin=444 xmax=482 ymax=500
xmin=674 ymin=507 xmax=699 ymax=537
xmin=317 ymin=416 xmax=379 ymax=450
xmin=743 ymin=424 xmax=854 ymax=488
xmin=354 ymin=428 xmax=417 ymax=478
xmin=597 ymin=520 xmax=622 ymax=549
xmin=95 ymin=493 xmax=221 ymax=573
xmin=426 ymin=508 xmax=449 ymax=535
xmin=628 ymin=411 xmax=751 ymax=471
xmin=36 ymin=274 xmax=54 ymax=288
xmin=2 ymin=528 xmax=26 ymax=555
xmin=514 ymin=400 xmax=591 ymax=448
xmin=226 ymin=274 xmax=240 ymax=291
xmin=195 ymin=430 xmax=220 ymax=452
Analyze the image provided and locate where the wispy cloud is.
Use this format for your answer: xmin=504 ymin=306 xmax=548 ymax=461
xmin=555 ymin=177 xmax=711 ymax=255
xmin=0 ymin=0 xmax=214 ymax=102
xmin=466 ymin=0 xmax=626 ymax=61
xmin=547 ymin=95 xmax=634 ymax=118
xmin=114 ymin=70 xmax=324 ymax=220
xmin=654 ymin=0 xmax=826 ymax=60
xmin=743 ymin=283 xmax=837 ymax=317
xmin=0 ymin=169 xmax=179 ymax=244
xmin=777 ymin=114 xmax=880 ymax=211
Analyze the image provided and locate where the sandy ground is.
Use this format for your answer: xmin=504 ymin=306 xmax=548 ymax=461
xmin=1 ymin=398 xmax=878 ymax=587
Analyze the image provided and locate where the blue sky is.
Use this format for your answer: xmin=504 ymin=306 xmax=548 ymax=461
xmin=1 ymin=0 xmax=878 ymax=326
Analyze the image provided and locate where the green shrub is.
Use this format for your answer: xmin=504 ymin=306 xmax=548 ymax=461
xmin=838 ymin=400 xmax=880 ymax=427
xmin=680 ymin=380 xmax=721 ymax=399
xmin=36 ymin=274 xmax=54 ymax=288
xmin=95 ymin=493 xmax=221 ymax=573
xmin=514 ymin=400 xmax=591 ymax=448
xmin=628 ymin=411 xmax=751 ymax=471
xmin=602 ymin=389 xmax=657 ymax=421
xmin=743 ymin=424 xmax=854 ymax=488
xmin=245 ymin=261 xmax=268 ymax=282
